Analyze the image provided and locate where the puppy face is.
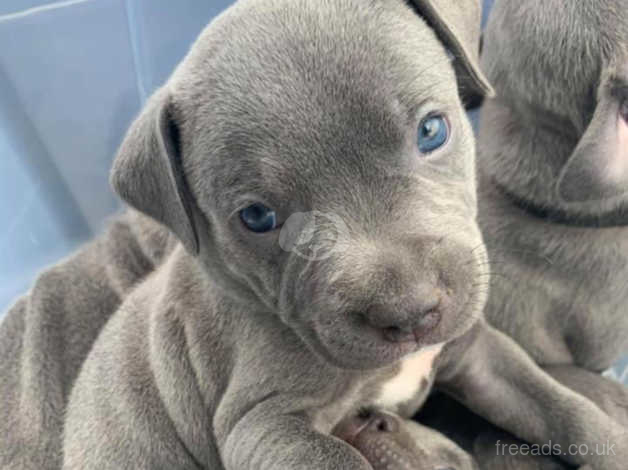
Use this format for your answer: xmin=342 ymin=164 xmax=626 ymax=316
xmin=481 ymin=0 xmax=628 ymax=217
xmin=333 ymin=409 xmax=479 ymax=470
xmin=112 ymin=0 xmax=489 ymax=370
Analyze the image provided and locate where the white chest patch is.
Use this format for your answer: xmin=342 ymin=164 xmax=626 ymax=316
xmin=375 ymin=343 xmax=444 ymax=409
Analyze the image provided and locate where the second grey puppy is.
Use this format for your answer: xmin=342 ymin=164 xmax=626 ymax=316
xmin=478 ymin=0 xmax=628 ymax=376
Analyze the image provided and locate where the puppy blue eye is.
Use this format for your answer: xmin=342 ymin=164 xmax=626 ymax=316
xmin=240 ymin=203 xmax=277 ymax=233
xmin=417 ymin=114 xmax=449 ymax=154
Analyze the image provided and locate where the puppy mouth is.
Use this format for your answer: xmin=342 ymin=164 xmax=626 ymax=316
xmin=356 ymin=310 xmax=443 ymax=347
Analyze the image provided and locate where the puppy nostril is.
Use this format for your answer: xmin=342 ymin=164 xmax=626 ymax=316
xmin=381 ymin=325 xmax=415 ymax=343
xmin=368 ymin=415 xmax=397 ymax=433
xmin=383 ymin=325 xmax=400 ymax=335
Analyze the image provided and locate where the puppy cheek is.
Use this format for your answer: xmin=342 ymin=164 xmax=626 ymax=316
xmin=434 ymin=232 xmax=488 ymax=339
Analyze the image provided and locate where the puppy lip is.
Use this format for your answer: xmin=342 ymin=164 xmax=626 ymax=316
xmin=358 ymin=312 xmax=442 ymax=345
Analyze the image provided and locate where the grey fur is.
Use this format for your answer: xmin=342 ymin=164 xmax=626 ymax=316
xmin=473 ymin=366 xmax=628 ymax=470
xmin=478 ymin=0 xmax=628 ymax=398
xmin=61 ymin=1 xmax=628 ymax=469
xmin=0 ymin=210 xmax=174 ymax=469
xmin=440 ymin=0 xmax=628 ymax=468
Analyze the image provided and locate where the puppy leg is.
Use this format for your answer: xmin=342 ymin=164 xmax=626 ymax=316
xmin=222 ymin=395 xmax=372 ymax=470
xmin=437 ymin=320 xmax=628 ymax=470
xmin=474 ymin=365 xmax=628 ymax=469
xmin=418 ymin=393 xmax=573 ymax=469
xmin=544 ymin=365 xmax=628 ymax=427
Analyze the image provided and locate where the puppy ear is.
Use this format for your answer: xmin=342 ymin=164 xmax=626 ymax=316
xmin=110 ymin=89 xmax=199 ymax=254
xmin=410 ymin=0 xmax=495 ymax=107
xmin=556 ymin=76 xmax=628 ymax=206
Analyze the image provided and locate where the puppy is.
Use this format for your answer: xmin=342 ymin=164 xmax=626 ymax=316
xmin=334 ymin=409 xmax=479 ymax=470
xmin=0 ymin=210 xmax=173 ymax=469
xmin=477 ymin=0 xmax=628 ymax=371
xmin=55 ymin=0 xmax=626 ymax=469
xmin=418 ymin=1 xmax=628 ymax=466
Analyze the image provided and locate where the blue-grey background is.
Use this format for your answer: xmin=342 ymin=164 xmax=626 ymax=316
xmin=0 ymin=0 xmax=229 ymax=312
xmin=0 ymin=0 xmax=625 ymax=380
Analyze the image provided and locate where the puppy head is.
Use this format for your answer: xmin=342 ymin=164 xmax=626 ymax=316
xmin=333 ymin=409 xmax=479 ymax=470
xmin=481 ymin=0 xmax=628 ymax=218
xmin=111 ymin=0 xmax=491 ymax=369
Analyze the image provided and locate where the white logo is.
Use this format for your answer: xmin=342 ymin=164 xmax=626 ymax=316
xmin=279 ymin=211 xmax=349 ymax=261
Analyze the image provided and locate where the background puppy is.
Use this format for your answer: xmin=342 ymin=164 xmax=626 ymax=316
xmin=334 ymin=409 xmax=479 ymax=470
xmin=0 ymin=210 xmax=172 ymax=469
xmin=478 ymin=0 xmax=628 ymax=371
xmin=61 ymin=1 xmax=628 ymax=469
xmin=415 ymin=0 xmax=628 ymax=467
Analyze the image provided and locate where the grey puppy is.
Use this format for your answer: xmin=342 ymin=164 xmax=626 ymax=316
xmin=478 ymin=0 xmax=628 ymax=371
xmin=47 ymin=0 xmax=627 ymax=469
xmin=433 ymin=0 xmax=628 ymax=467
xmin=334 ymin=408 xmax=479 ymax=470
xmin=0 ymin=210 xmax=174 ymax=469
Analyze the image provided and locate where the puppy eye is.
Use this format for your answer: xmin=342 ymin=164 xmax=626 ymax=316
xmin=240 ymin=203 xmax=278 ymax=233
xmin=417 ymin=114 xmax=450 ymax=154
xmin=620 ymin=98 xmax=628 ymax=122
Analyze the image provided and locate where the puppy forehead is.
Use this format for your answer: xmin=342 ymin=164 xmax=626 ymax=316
xmin=182 ymin=0 xmax=459 ymax=198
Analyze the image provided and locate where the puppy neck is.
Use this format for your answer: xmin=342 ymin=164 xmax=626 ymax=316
xmin=478 ymin=99 xmax=628 ymax=228
xmin=489 ymin=177 xmax=628 ymax=228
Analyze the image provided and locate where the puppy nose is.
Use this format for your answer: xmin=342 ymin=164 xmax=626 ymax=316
xmin=363 ymin=284 xmax=442 ymax=343
xmin=363 ymin=411 xmax=399 ymax=434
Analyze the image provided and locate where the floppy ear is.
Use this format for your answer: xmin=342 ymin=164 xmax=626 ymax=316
xmin=556 ymin=78 xmax=628 ymax=206
xmin=110 ymin=89 xmax=199 ymax=254
xmin=410 ymin=0 xmax=495 ymax=107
